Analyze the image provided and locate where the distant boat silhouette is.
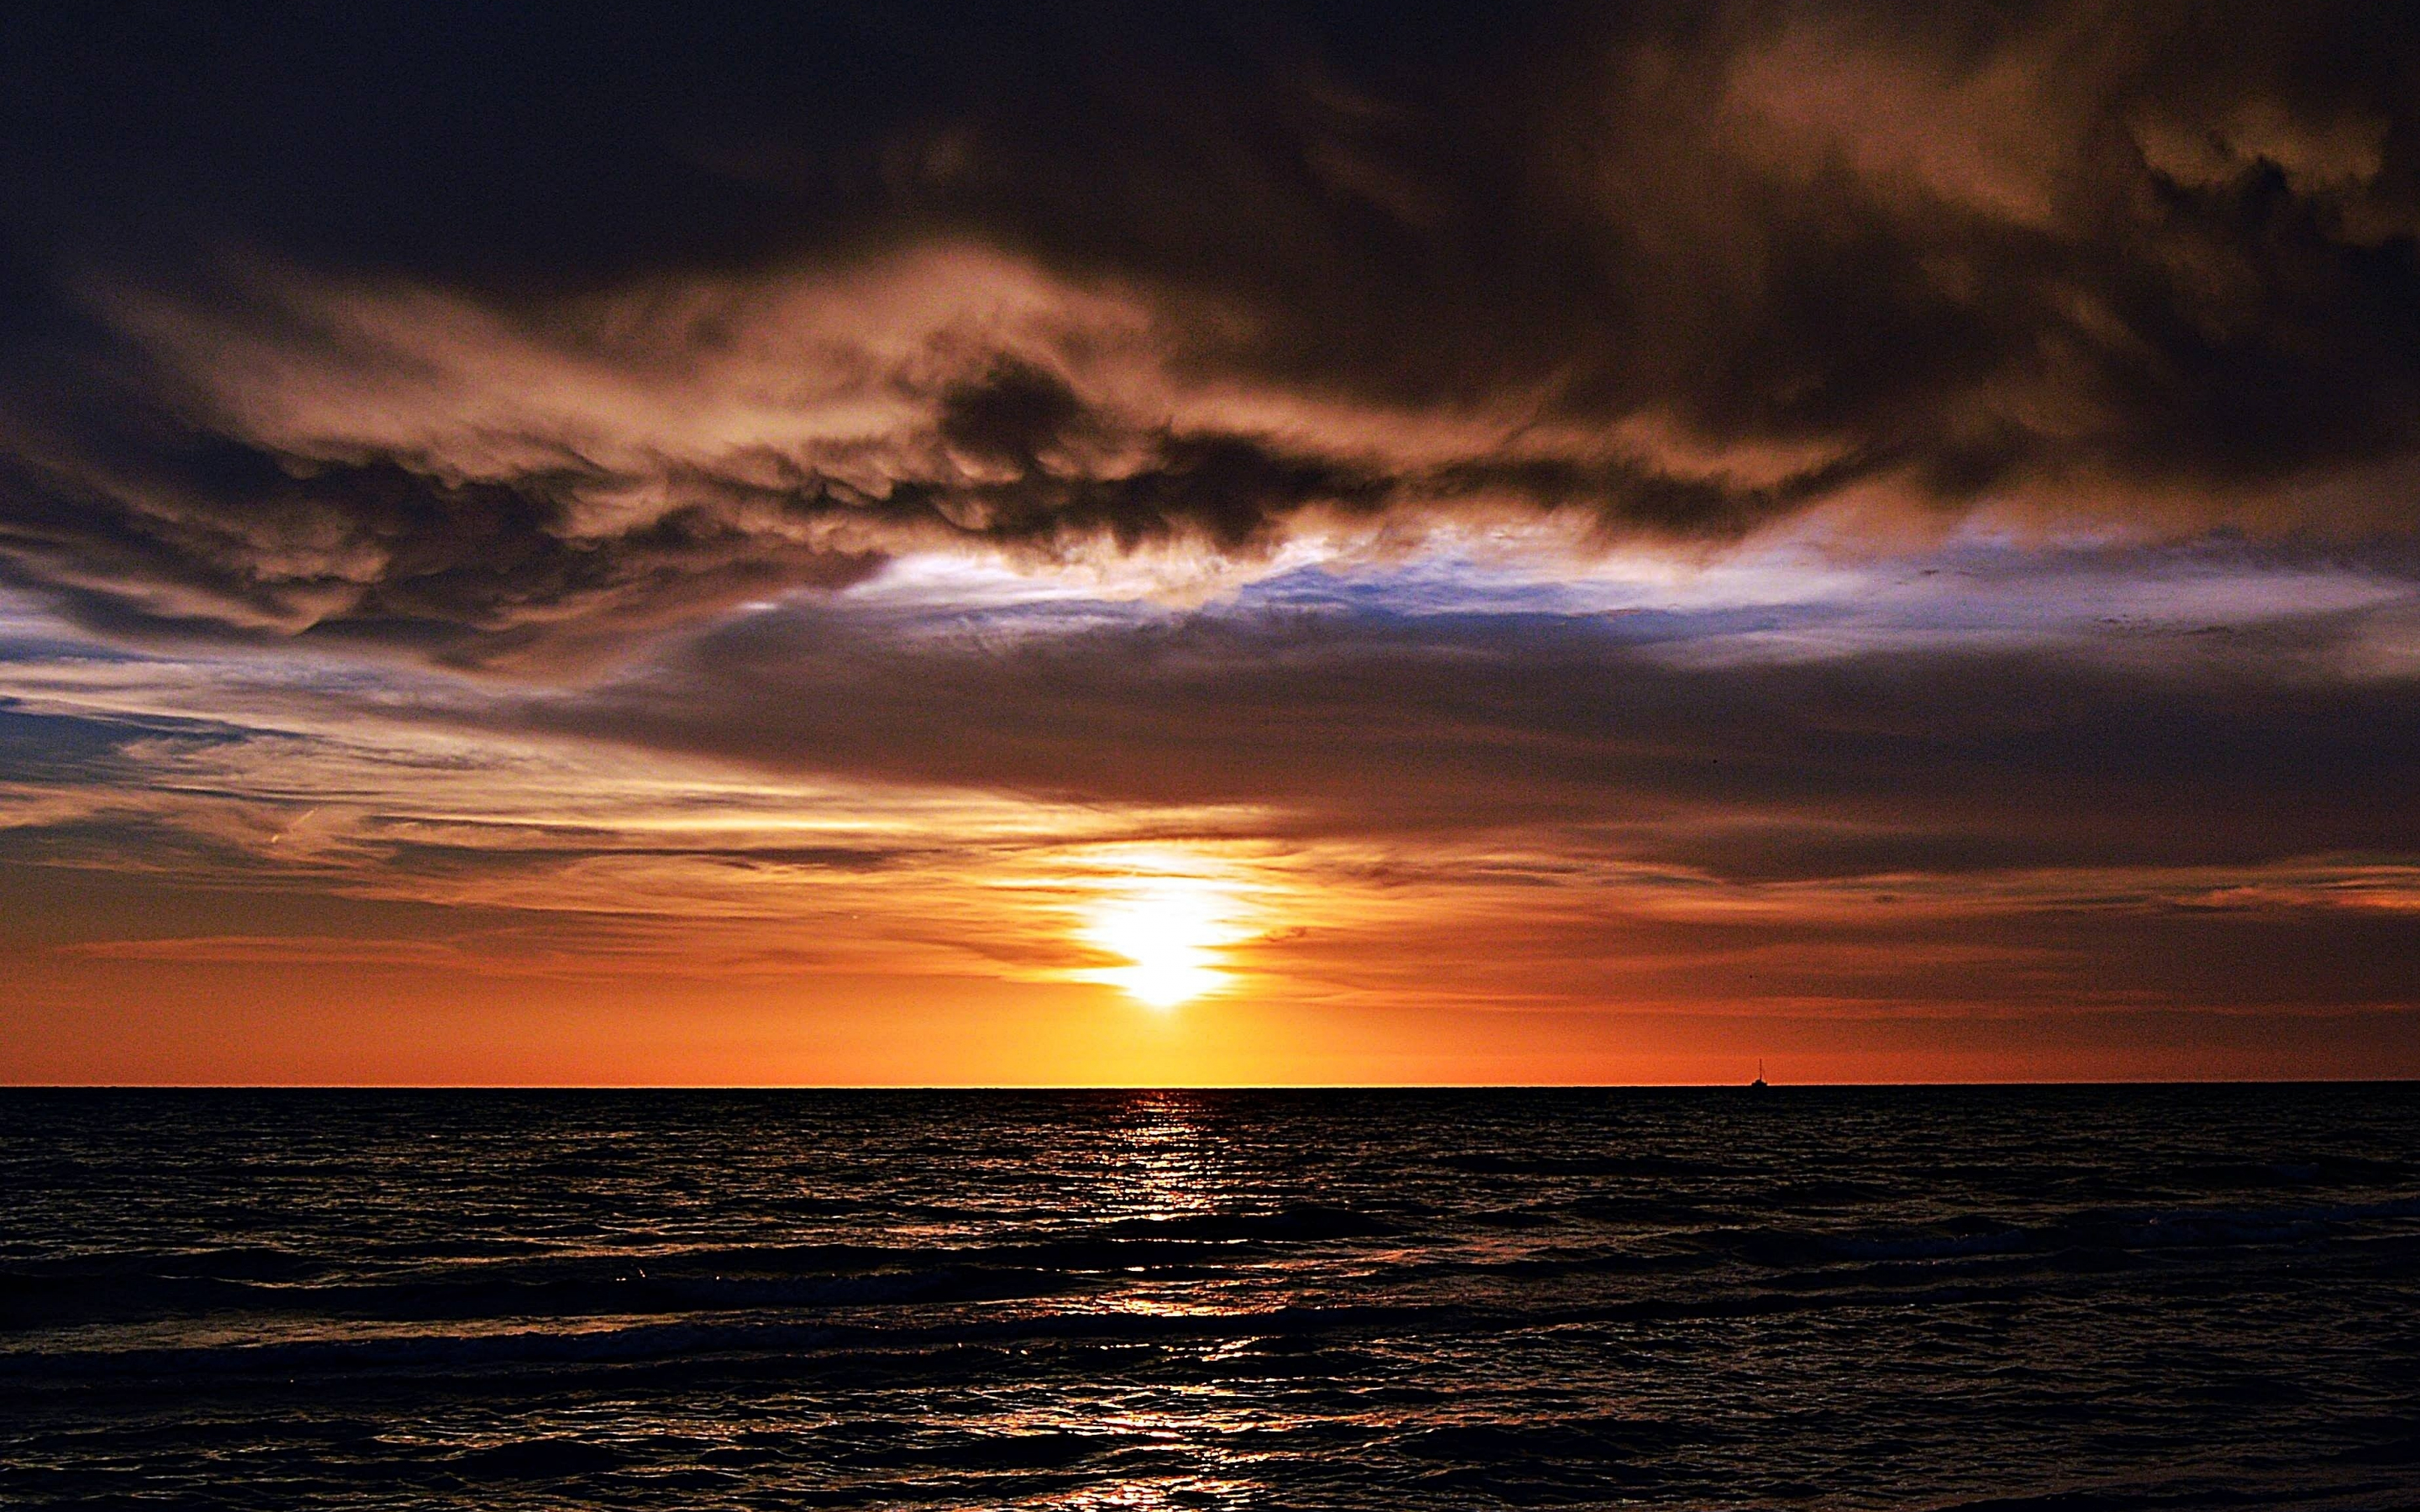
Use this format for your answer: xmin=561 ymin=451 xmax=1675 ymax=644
xmin=1751 ymin=1060 xmax=1769 ymax=1089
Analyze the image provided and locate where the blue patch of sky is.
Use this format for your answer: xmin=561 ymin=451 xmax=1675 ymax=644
xmin=0 ymin=701 xmax=257 ymax=785
xmin=1200 ymin=538 xmax=2419 ymax=657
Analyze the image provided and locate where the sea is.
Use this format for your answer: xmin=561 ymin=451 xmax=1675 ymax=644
xmin=3 ymin=1086 xmax=2417 ymax=1509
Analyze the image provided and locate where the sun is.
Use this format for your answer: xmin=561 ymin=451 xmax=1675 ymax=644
xmin=1081 ymin=878 xmax=1245 ymax=1008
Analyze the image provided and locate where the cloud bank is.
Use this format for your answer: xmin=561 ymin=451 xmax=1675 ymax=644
xmin=2 ymin=1 xmax=2418 ymax=661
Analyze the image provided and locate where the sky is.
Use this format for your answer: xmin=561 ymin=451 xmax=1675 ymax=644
xmin=2 ymin=0 xmax=2417 ymax=1084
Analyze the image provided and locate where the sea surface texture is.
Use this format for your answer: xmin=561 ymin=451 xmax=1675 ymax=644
xmin=3 ymin=1087 xmax=2417 ymax=1509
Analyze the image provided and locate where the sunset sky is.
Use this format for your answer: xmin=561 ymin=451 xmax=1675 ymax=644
xmin=3 ymin=1 xmax=2417 ymax=1083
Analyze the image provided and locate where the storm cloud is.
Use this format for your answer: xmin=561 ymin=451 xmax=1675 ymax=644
xmin=3 ymin=1 xmax=2420 ymax=658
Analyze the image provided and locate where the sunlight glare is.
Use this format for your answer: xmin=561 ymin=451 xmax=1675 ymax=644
xmin=1081 ymin=876 xmax=1247 ymax=1008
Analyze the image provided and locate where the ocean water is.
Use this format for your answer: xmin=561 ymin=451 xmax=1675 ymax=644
xmin=3 ymin=1087 xmax=2417 ymax=1510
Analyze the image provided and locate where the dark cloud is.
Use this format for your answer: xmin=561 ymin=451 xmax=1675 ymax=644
xmin=3 ymin=1 xmax=2420 ymax=656
xmin=513 ymin=596 xmax=2420 ymax=883
xmin=0 ymin=436 xmax=889 ymax=663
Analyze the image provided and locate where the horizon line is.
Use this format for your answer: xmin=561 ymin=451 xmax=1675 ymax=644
xmin=4 ymin=1079 xmax=2413 ymax=1091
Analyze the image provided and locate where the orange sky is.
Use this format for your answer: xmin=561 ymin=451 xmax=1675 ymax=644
xmin=13 ymin=949 xmax=2413 ymax=1086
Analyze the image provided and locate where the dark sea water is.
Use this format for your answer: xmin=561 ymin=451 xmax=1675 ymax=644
xmin=3 ymin=1087 xmax=2418 ymax=1510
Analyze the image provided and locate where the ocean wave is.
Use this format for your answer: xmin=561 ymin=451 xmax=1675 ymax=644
xmin=6 ymin=1086 xmax=2417 ymax=1509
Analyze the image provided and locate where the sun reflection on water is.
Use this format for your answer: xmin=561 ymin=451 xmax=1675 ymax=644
xmin=1105 ymin=1092 xmax=1223 ymax=1219
xmin=960 ymin=1096 xmax=1275 ymax=1512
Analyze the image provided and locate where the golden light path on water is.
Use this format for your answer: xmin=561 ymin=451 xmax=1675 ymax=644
xmin=1018 ymin=1094 xmax=1265 ymax=1511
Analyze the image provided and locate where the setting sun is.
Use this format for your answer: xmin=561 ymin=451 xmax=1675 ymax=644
xmin=1081 ymin=877 xmax=1249 ymax=1008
